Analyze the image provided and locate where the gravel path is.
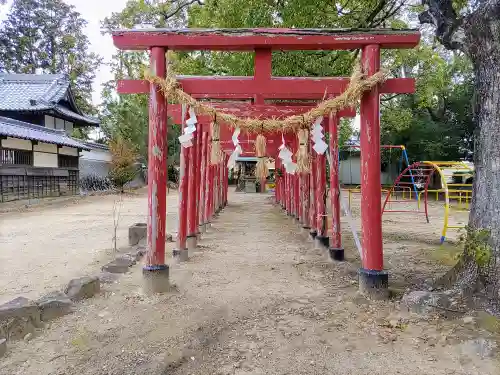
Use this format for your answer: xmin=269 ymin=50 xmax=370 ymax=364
xmin=0 ymin=192 xmax=497 ymax=374
xmin=0 ymin=191 xmax=179 ymax=304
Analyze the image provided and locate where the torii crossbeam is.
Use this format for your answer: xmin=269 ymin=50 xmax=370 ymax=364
xmin=112 ymin=27 xmax=420 ymax=297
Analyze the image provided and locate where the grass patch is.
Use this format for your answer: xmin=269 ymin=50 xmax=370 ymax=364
xmin=425 ymin=243 xmax=462 ymax=266
xmin=477 ymin=312 xmax=500 ymax=334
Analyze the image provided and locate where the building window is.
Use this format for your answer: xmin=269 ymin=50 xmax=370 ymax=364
xmin=58 ymin=154 xmax=79 ymax=168
xmin=45 ymin=115 xmax=55 ymax=129
xmin=65 ymin=121 xmax=73 ymax=135
xmin=0 ymin=148 xmax=33 ymax=165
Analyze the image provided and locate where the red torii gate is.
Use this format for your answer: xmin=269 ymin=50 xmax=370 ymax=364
xmin=113 ymin=28 xmax=420 ymax=298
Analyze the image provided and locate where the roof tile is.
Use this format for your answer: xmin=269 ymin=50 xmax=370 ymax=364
xmin=0 ymin=116 xmax=90 ymax=150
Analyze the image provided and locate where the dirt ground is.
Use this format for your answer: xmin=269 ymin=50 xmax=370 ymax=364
xmin=0 ymin=191 xmax=498 ymax=374
xmin=0 ymin=189 xmax=179 ymax=304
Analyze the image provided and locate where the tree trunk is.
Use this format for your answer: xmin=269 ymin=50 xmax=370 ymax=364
xmin=452 ymin=23 xmax=500 ymax=301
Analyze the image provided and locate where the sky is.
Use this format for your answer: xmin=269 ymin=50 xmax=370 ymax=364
xmin=0 ymin=0 xmax=130 ymax=106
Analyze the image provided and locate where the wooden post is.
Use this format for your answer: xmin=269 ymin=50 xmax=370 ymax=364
xmin=359 ymin=44 xmax=388 ymax=298
xmin=275 ymin=158 xmax=280 ymax=204
xmin=208 ymin=164 xmax=214 ymax=222
xmin=328 ymin=112 xmax=344 ymax=261
xmin=195 ymin=122 xmax=203 ymax=230
xmin=298 ymin=173 xmax=304 ymax=224
xmin=186 ymin=123 xmax=198 ymax=251
xmin=223 ymin=154 xmax=228 ymax=207
xmin=315 ymin=120 xmax=328 ymax=249
xmin=294 ymin=174 xmax=299 ymax=219
xmin=144 ymin=47 xmax=169 ymax=289
xmin=302 ymin=169 xmax=310 ymax=230
xmin=309 ymin=147 xmax=317 ymax=238
xmin=200 ymin=130 xmax=208 ymax=232
xmin=175 ymin=106 xmax=190 ymax=261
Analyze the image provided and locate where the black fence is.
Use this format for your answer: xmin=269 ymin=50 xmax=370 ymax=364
xmin=0 ymin=170 xmax=79 ymax=203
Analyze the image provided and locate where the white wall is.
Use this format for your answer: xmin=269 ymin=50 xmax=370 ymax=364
xmin=59 ymin=146 xmax=79 ymax=156
xmin=33 ymin=142 xmax=57 ymax=154
xmin=1 ymin=137 xmax=32 ymax=150
xmin=80 ymin=148 xmax=112 ymax=162
xmin=33 ymin=152 xmax=58 ymax=168
xmin=340 ymin=157 xmax=361 ymax=185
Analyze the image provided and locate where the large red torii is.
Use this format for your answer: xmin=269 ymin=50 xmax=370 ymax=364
xmin=112 ymin=27 xmax=420 ymax=298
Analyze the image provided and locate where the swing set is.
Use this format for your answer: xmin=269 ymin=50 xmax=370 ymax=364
xmin=340 ymin=144 xmax=418 ymax=208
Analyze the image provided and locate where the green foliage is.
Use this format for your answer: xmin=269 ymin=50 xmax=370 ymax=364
xmin=101 ymin=0 xmax=475 ymax=171
xmin=458 ymin=226 xmax=493 ymax=268
xmin=0 ymin=0 xmax=102 ymax=115
xmin=100 ymin=0 xmax=184 ymax=165
xmin=108 ymin=137 xmax=138 ymax=193
xmin=381 ymin=47 xmax=474 ymax=162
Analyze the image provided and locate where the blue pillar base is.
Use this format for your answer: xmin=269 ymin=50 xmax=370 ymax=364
xmin=329 ymin=247 xmax=345 ymax=261
xmin=315 ymin=235 xmax=329 ymax=249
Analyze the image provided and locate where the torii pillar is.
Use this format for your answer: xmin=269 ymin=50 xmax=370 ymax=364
xmin=142 ymin=47 xmax=170 ymax=293
xmin=358 ymin=45 xmax=387 ymax=299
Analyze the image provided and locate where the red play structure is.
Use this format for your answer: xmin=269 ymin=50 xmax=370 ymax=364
xmin=112 ymin=28 xmax=420 ymax=297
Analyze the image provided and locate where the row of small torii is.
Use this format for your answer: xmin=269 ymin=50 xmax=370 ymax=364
xmin=175 ymin=106 xmax=342 ymax=262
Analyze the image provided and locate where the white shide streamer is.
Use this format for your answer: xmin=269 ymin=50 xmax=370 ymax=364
xmin=178 ymin=105 xmax=197 ymax=148
xmin=278 ymin=134 xmax=297 ymax=174
xmin=227 ymin=127 xmax=242 ymax=169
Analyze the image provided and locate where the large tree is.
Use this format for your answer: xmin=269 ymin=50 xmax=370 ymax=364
xmin=99 ymin=0 xmax=188 ymax=163
xmin=0 ymin=0 xmax=102 ymax=115
xmin=419 ymin=0 xmax=500 ymax=302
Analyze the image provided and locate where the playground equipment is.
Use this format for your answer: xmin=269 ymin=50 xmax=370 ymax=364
xmin=340 ymin=145 xmax=418 ymax=208
xmin=382 ymin=161 xmax=473 ymax=243
xmin=113 ymin=27 xmax=420 ymax=298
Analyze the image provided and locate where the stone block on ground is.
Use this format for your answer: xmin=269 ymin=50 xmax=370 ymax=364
xmin=64 ymin=276 xmax=100 ymax=301
xmin=35 ymin=292 xmax=73 ymax=321
xmin=126 ymin=251 xmax=143 ymax=261
xmin=0 ymin=338 xmax=6 ymax=358
xmin=0 ymin=297 xmax=42 ymax=341
xmin=101 ymin=256 xmax=136 ymax=274
xmin=401 ymin=290 xmax=452 ymax=315
xmin=97 ymin=271 xmax=121 ymax=284
xmin=129 ymin=223 xmax=147 ymax=246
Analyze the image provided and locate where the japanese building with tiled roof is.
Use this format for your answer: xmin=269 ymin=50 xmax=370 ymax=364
xmin=0 ymin=73 xmax=101 ymax=203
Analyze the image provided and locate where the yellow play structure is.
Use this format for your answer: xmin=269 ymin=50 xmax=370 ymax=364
xmin=381 ymin=161 xmax=473 ymax=243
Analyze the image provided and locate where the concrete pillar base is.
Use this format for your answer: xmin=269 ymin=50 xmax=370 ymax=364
xmin=173 ymin=249 xmax=189 ymax=262
xmin=187 ymin=235 xmax=197 ymax=252
xmin=358 ymin=268 xmax=389 ymax=300
xmin=329 ymin=247 xmax=345 ymax=261
xmin=199 ymin=223 xmax=207 ymax=233
xmin=129 ymin=223 xmax=147 ymax=246
xmin=142 ymin=265 xmax=170 ymax=294
xmin=314 ymin=235 xmax=329 ymax=250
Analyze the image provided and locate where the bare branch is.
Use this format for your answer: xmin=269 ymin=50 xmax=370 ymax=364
xmin=160 ymin=0 xmax=203 ymax=21
xmin=419 ymin=0 xmax=466 ymax=51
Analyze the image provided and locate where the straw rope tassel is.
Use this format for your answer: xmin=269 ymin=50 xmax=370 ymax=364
xmin=255 ymin=134 xmax=268 ymax=180
xmin=296 ymin=128 xmax=310 ymax=173
xmin=210 ymin=121 xmax=220 ymax=165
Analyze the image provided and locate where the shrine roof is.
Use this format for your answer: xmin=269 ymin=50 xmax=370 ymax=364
xmin=112 ymin=27 xmax=420 ymax=51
